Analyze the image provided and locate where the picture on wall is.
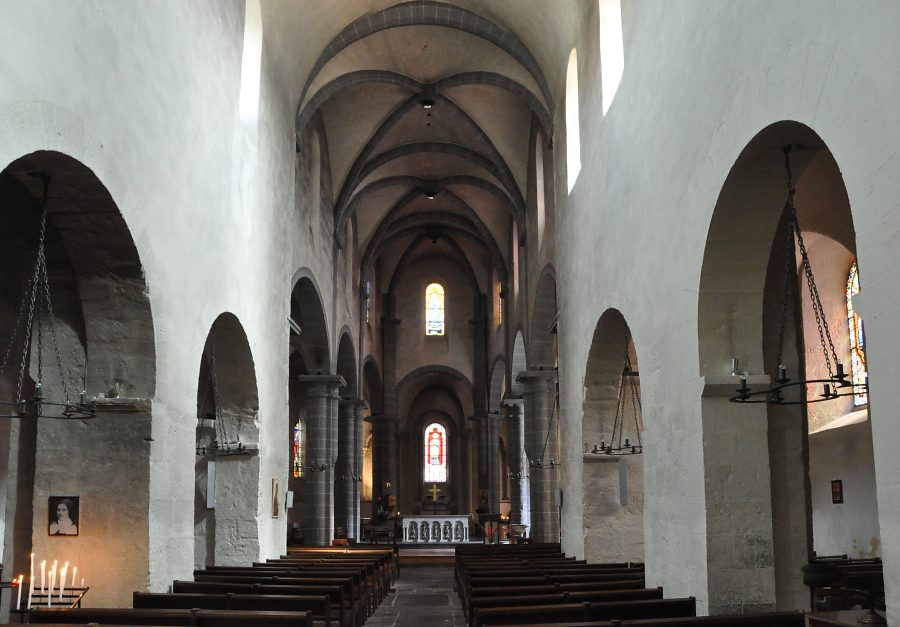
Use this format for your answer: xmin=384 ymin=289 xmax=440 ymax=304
xmin=272 ymin=478 xmax=281 ymax=517
xmin=48 ymin=496 xmax=79 ymax=536
xmin=831 ymin=480 xmax=844 ymax=504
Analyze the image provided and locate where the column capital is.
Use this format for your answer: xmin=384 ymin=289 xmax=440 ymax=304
xmin=502 ymin=396 xmax=524 ymax=410
xmin=296 ymin=374 xmax=347 ymax=388
xmin=516 ymin=367 xmax=558 ymax=383
xmin=339 ymin=397 xmax=368 ymax=409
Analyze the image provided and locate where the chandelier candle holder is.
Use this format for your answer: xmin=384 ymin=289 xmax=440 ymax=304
xmin=194 ymin=330 xmax=252 ymax=457
xmin=13 ymin=553 xmax=88 ymax=613
xmin=0 ymin=175 xmax=96 ymax=420
xmin=592 ymin=331 xmax=643 ymax=455
xmin=729 ymin=146 xmax=865 ymax=405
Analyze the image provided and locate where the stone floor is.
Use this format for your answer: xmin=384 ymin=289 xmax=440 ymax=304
xmin=366 ymin=565 xmax=466 ymax=626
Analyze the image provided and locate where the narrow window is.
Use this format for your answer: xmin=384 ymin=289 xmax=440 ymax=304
xmin=365 ymin=279 xmax=372 ymax=323
xmin=425 ymin=283 xmax=445 ymax=336
xmin=599 ymin=0 xmax=624 ymax=114
xmin=424 ymin=423 xmax=447 ymax=483
xmin=292 ymin=420 xmax=304 ymax=478
xmin=846 ymin=262 xmax=868 ymax=406
xmin=565 ymin=48 xmax=581 ymax=193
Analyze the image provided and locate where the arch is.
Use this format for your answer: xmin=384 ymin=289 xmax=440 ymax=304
xmin=397 ymin=365 xmax=474 ymax=392
xmin=336 ymin=329 xmax=357 ymax=394
xmin=529 ymin=264 xmax=558 ymax=367
xmin=697 ymin=121 xmax=878 ymax=612
xmin=194 ymin=311 xmax=261 ymax=569
xmin=297 ymin=1 xmax=554 ymax=116
xmin=290 ymin=275 xmax=331 ymax=373
xmin=337 ymin=139 xmax=525 ymax=225
xmin=581 ymin=308 xmax=644 ymax=563
xmin=0 ymin=150 xmax=157 ymax=607
xmin=510 ymin=329 xmax=527 ymax=398
xmin=489 ymin=356 xmax=507 ymax=413
xmin=362 ymin=357 xmax=383 ymax=415
xmin=298 ymin=70 xmax=551 ymax=145
xmin=338 ymin=174 xmax=522 ymax=241
xmin=386 ymin=233 xmax=481 ymax=298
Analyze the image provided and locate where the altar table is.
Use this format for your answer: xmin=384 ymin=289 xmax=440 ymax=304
xmin=401 ymin=514 xmax=470 ymax=543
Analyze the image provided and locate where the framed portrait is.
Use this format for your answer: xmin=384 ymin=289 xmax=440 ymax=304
xmin=831 ymin=480 xmax=844 ymax=504
xmin=272 ymin=478 xmax=281 ymax=518
xmin=48 ymin=496 xmax=79 ymax=536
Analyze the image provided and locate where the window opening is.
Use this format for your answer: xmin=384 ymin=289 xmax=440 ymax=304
xmin=425 ymin=283 xmax=445 ymax=336
xmin=292 ymin=419 xmax=304 ymax=477
xmin=846 ymin=262 xmax=868 ymax=406
xmin=424 ymin=422 xmax=447 ymax=483
xmin=565 ymin=48 xmax=581 ymax=192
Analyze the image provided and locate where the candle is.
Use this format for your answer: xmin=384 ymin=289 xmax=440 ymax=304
xmin=40 ymin=560 xmax=46 ymax=593
xmin=28 ymin=570 xmax=34 ymax=610
xmin=16 ymin=574 xmax=23 ymax=610
xmin=29 ymin=553 xmax=34 ymax=580
xmin=59 ymin=562 xmax=68 ymax=600
xmin=49 ymin=561 xmax=57 ymax=605
xmin=71 ymin=566 xmax=77 ymax=587
xmin=80 ymin=577 xmax=84 ymax=588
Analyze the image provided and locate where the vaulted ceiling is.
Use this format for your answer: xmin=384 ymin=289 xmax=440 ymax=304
xmin=264 ymin=0 xmax=581 ymax=284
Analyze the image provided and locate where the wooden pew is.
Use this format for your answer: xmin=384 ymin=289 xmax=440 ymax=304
xmin=469 ymin=588 xmax=664 ymax=625
xmin=518 ymin=610 xmax=805 ymax=626
xmin=173 ymin=580 xmax=357 ymax=627
xmin=133 ymin=592 xmax=334 ymax=627
xmin=473 ymin=597 xmax=696 ymax=627
xmin=28 ymin=607 xmax=313 ymax=626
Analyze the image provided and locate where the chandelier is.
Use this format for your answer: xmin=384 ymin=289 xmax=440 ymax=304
xmin=730 ymin=146 xmax=864 ymax=405
xmin=591 ymin=330 xmax=642 ymax=455
xmin=0 ymin=176 xmax=95 ymax=420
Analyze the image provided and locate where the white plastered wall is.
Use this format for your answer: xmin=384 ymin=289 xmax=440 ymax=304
xmin=556 ymin=0 xmax=900 ymax=618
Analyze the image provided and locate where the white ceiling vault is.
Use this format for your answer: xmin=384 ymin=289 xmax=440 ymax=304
xmin=264 ymin=0 xmax=582 ymax=281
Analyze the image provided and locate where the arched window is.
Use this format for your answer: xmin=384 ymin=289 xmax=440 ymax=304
xmin=425 ymin=283 xmax=445 ymax=336
xmin=846 ymin=262 xmax=868 ymax=406
xmin=424 ymin=423 xmax=447 ymax=483
xmin=598 ymin=0 xmax=624 ymax=114
xmin=565 ymin=48 xmax=581 ymax=193
xmin=292 ymin=419 xmax=304 ymax=477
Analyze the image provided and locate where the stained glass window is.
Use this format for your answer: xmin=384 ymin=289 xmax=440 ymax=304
xmin=423 ymin=423 xmax=447 ymax=483
xmin=425 ymin=283 xmax=445 ymax=336
xmin=846 ymin=262 xmax=868 ymax=406
xmin=365 ymin=280 xmax=372 ymax=323
xmin=293 ymin=420 xmax=304 ymax=478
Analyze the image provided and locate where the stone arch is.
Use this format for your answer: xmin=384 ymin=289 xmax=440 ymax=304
xmin=581 ymin=309 xmax=644 ymax=564
xmin=510 ymin=329 xmax=527 ymax=397
xmin=290 ymin=275 xmax=331 ymax=374
xmin=297 ymin=0 xmax=554 ymax=116
xmin=489 ymin=356 xmax=507 ymax=413
xmin=530 ymin=264 xmax=558 ymax=367
xmin=0 ymin=150 xmax=156 ymax=607
xmin=362 ymin=357 xmax=383 ymax=415
xmin=697 ymin=120 xmax=878 ymax=612
xmin=397 ymin=365 xmax=474 ymax=392
xmin=335 ymin=328 xmax=357 ymax=393
xmin=387 ymin=233 xmax=481 ymax=299
xmin=194 ymin=312 xmax=260 ymax=569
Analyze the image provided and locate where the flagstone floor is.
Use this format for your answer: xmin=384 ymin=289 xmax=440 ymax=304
xmin=366 ymin=565 xmax=466 ymax=627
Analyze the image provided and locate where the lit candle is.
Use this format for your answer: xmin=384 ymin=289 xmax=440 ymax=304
xmin=40 ymin=560 xmax=46 ymax=593
xmin=16 ymin=574 xmax=23 ymax=610
xmin=49 ymin=560 xmax=57 ymax=605
xmin=71 ymin=566 xmax=77 ymax=588
xmin=29 ymin=553 xmax=34 ymax=581
xmin=59 ymin=562 xmax=68 ymax=600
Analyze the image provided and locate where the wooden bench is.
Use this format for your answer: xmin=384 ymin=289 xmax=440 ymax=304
xmin=473 ymin=597 xmax=696 ymax=627
xmin=469 ymin=588 xmax=664 ymax=625
xmin=516 ymin=610 xmax=805 ymax=626
xmin=173 ymin=581 xmax=357 ymax=627
xmin=133 ymin=593 xmax=334 ymax=627
xmin=28 ymin=607 xmax=313 ymax=626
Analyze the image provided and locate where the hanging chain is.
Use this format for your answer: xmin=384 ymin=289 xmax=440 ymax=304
xmin=14 ymin=199 xmax=46 ymax=404
xmin=625 ymin=342 xmax=643 ymax=450
xmin=778 ymin=147 xmax=840 ymax=384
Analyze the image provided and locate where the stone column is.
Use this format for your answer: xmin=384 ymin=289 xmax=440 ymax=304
xmin=518 ymin=368 xmax=559 ymax=543
xmin=352 ymin=400 xmax=367 ymax=541
xmin=335 ymin=397 xmax=363 ymax=540
xmin=485 ymin=413 xmax=502 ymax=512
xmin=371 ymin=413 xmax=399 ymax=510
xmin=297 ymin=374 xmax=345 ymax=546
xmin=502 ymin=398 xmax=526 ymax=526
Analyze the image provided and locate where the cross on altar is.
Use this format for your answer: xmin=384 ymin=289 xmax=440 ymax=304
xmin=428 ymin=484 xmax=441 ymax=514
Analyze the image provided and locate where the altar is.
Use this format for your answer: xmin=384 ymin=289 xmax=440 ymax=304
xmin=401 ymin=514 xmax=470 ymax=543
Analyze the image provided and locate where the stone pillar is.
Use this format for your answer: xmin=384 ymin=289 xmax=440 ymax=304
xmin=518 ymin=368 xmax=559 ymax=543
xmin=352 ymin=400 xmax=367 ymax=541
xmin=486 ymin=413 xmax=502 ymax=513
xmin=298 ymin=374 xmax=345 ymax=546
xmin=371 ymin=413 xmax=399 ymax=510
xmin=502 ymin=398 xmax=527 ymax=526
xmin=335 ymin=397 xmax=363 ymax=540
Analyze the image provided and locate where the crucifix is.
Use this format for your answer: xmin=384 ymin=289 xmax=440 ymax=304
xmin=428 ymin=483 xmax=441 ymax=514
